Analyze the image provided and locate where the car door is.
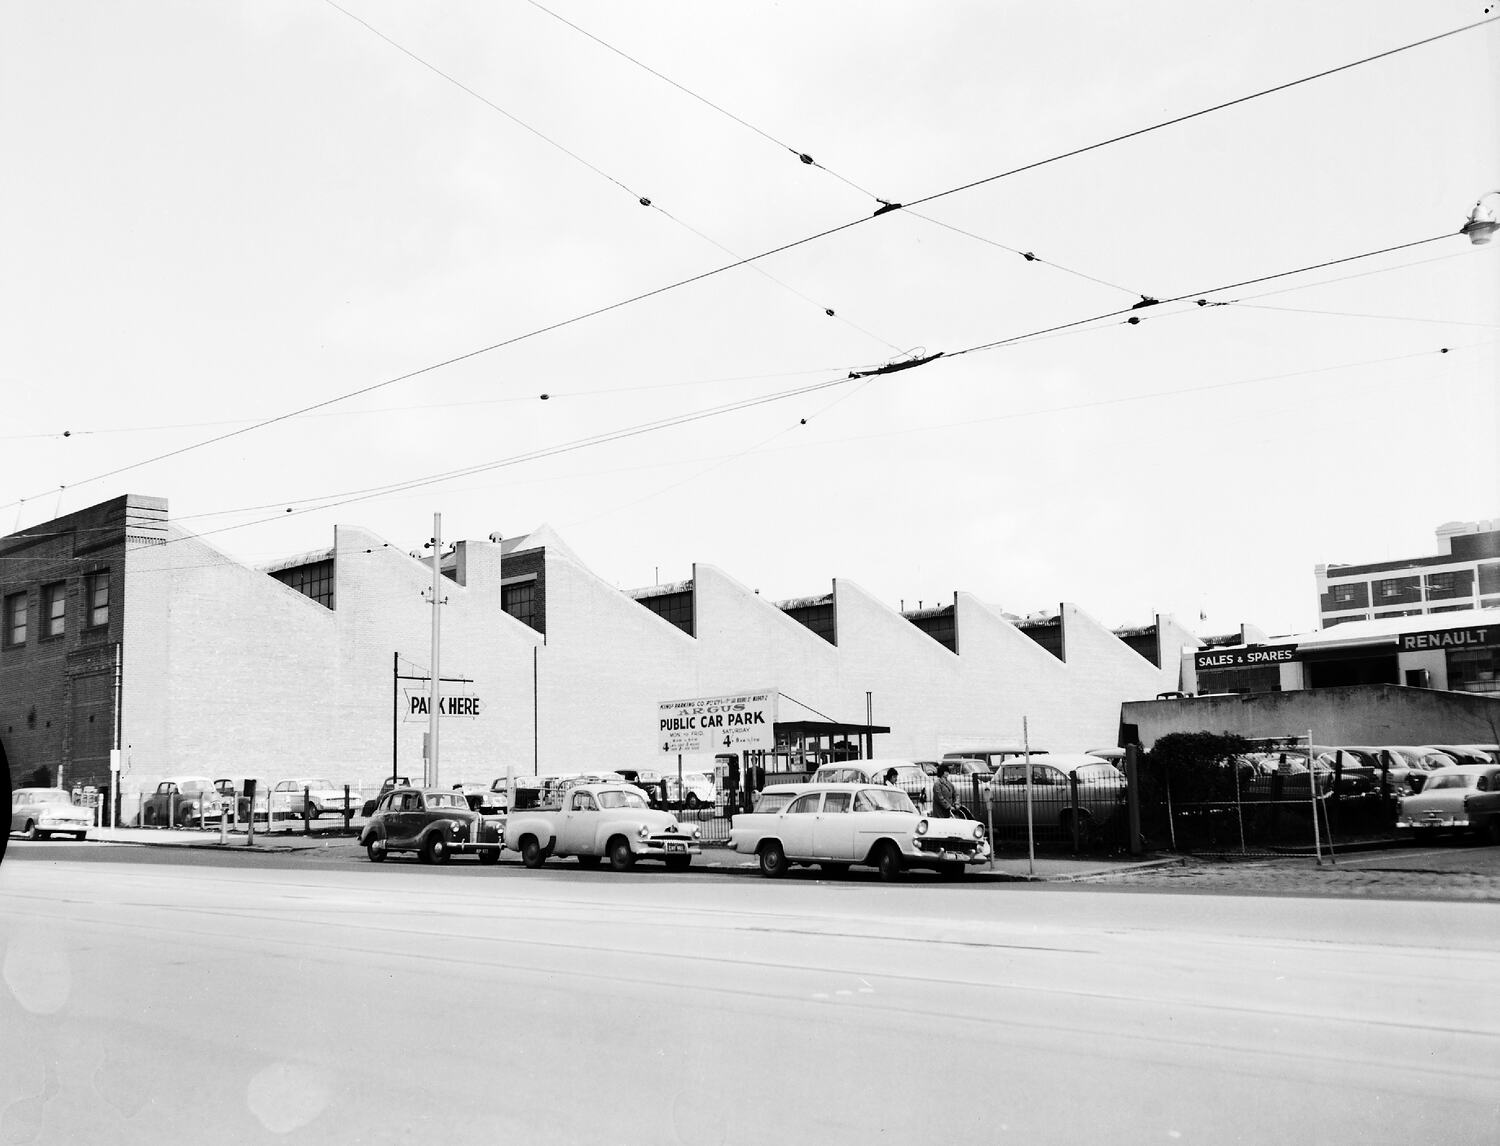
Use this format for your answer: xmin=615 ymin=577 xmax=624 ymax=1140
xmin=812 ymin=791 xmax=856 ymax=858
xmin=386 ymin=792 xmax=422 ymax=848
xmin=560 ymin=790 xmax=598 ymax=853
xmin=778 ymin=792 xmax=822 ymax=858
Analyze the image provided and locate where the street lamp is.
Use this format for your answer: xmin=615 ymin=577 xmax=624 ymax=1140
xmin=1460 ymin=191 xmax=1500 ymax=246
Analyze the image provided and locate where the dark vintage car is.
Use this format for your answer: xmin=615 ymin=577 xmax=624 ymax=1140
xmin=359 ymin=787 xmax=504 ymax=864
xmin=361 ymin=775 xmax=414 ymax=818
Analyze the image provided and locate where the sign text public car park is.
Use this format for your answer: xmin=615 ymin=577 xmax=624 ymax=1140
xmin=658 ymin=690 xmax=778 ymax=755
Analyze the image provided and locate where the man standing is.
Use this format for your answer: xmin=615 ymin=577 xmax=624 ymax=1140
xmin=932 ymin=764 xmax=957 ymax=818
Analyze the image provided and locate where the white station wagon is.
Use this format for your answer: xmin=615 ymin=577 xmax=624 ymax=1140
xmin=729 ymin=782 xmax=990 ymax=880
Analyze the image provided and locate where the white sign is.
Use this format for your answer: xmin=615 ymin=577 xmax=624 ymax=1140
xmin=404 ymin=690 xmax=485 ymax=721
xmin=658 ymin=689 xmax=778 ymax=756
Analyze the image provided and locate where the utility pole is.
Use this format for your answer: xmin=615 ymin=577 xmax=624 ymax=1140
xmin=428 ymin=512 xmax=443 ymax=788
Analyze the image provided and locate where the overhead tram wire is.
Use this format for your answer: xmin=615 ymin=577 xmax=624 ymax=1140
xmin=524 ymin=4 xmax=1498 ymax=299
xmin=155 ymin=228 xmax=1471 ymax=551
xmin=524 ymin=0 xmax=1141 ymax=298
xmin=8 ymin=15 xmax=1494 ymax=516
xmin=320 ymin=0 xmax=900 ymax=352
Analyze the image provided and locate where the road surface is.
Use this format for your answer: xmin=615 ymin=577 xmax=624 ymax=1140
xmin=2 ymin=848 xmax=1496 ymax=1144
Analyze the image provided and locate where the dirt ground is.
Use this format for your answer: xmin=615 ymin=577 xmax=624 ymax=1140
xmin=1093 ymin=848 xmax=1500 ymax=901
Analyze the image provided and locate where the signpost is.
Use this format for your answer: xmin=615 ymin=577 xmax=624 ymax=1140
xmin=658 ymin=689 xmax=778 ymax=756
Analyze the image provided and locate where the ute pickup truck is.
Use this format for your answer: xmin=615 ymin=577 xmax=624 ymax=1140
xmin=502 ymin=782 xmax=701 ymax=871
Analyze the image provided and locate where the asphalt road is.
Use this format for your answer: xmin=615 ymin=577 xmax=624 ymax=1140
xmin=2 ymin=846 xmax=1497 ymax=1145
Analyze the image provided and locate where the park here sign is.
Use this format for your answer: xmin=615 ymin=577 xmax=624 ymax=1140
xmin=658 ymin=689 xmax=778 ymax=755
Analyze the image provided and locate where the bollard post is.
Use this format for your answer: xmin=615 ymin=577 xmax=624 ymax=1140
xmin=1125 ymin=745 xmax=1143 ymax=856
xmin=343 ymin=784 xmax=352 ymax=832
xmin=303 ymin=785 xmax=312 ymax=835
xmin=1069 ymin=772 xmax=1081 ymax=853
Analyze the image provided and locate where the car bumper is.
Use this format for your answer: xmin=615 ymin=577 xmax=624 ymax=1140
xmin=640 ymin=838 xmax=701 ymax=858
xmin=1395 ymin=816 xmax=1467 ymax=830
xmin=909 ymin=839 xmax=991 ymax=865
xmin=37 ymin=817 xmax=91 ymax=832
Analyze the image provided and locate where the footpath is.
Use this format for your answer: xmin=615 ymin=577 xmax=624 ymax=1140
xmin=74 ymin=825 xmax=1177 ymax=882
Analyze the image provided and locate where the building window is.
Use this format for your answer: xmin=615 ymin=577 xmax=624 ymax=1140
xmin=636 ymin=589 xmax=694 ymax=636
xmin=1195 ymin=666 xmax=1282 ymax=695
xmin=1447 ymin=646 xmax=1500 ymax=694
xmin=85 ymin=569 xmax=110 ymax=629
xmin=3 ymin=592 xmax=25 ymax=647
xmin=502 ymin=580 xmax=538 ymax=631
xmin=42 ymin=582 xmax=66 ymax=638
xmin=1424 ymin=570 xmax=1472 ymax=602
xmin=1372 ymin=576 xmax=1421 ymax=606
xmin=271 ymin=559 xmax=334 ymax=609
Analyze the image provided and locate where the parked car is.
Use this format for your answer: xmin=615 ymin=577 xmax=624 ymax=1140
xmin=270 ymin=778 xmax=352 ymax=820
xmin=981 ymin=754 xmax=1127 ymax=838
xmin=141 ymin=776 xmax=231 ymax=828
xmin=452 ymin=782 xmax=489 ymax=812
xmin=11 ymin=788 xmax=91 ymax=840
xmin=503 ymin=782 xmax=700 ymax=870
xmin=942 ymin=747 xmax=1047 ymax=770
xmin=810 ymin=759 xmax=940 ymax=809
xmin=213 ymin=778 xmax=255 ymax=822
xmin=361 ymin=776 xmax=414 ymax=818
xmin=359 ymin=787 xmax=504 ymax=863
xmin=1394 ymin=764 xmax=1500 ymax=843
xmin=729 ymin=782 xmax=990 ymax=880
xmin=663 ymin=770 xmax=716 ymax=808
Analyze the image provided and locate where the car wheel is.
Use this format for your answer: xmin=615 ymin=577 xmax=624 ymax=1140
xmin=608 ymin=837 xmax=635 ymax=872
xmin=1060 ymin=809 xmax=1096 ymax=846
xmin=877 ymin=843 xmax=903 ymax=882
xmin=20 ymin=821 xmax=37 ymax=841
xmin=576 ymin=854 xmax=602 ymax=868
xmin=520 ymin=837 xmax=545 ymax=869
xmin=665 ymin=855 xmax=691 ymax=871
xmin=819 ymin=862 xmax=849 ymax=877
xmin=759 ymin=840 xmax=789 ymax=878
xmin=304 ymin=802 xmax=318 ymax=821
xmin=1486 ymin=819 xmax=1500 ymax=847
xmin=366 ymin=838 xmax=386 ymax=863
xmin=143 ymin=807 xmax=159 ymax=827
xmin=181 ymin=809 xmax=200 ymax=830
xmin=74 ymin=833 xmax=87 ymax=842
xmin=424 ymin=834 xmax=451 ymax=864
xmin=478 ymin=847 xmax=501 ymax=865
xmin=686 ymin=793 xmax=701 ymax=809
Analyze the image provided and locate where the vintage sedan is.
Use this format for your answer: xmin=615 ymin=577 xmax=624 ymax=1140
xmin=981 ymin=754 xmax=1127 ymax=838
xmin=270 ymin=777 xmax=352 ymax=820
xmin=729 ymin=783 xmax=990 ymax=880
xmin=504 ymin=782 xmax=700 ymax=871
xmin=359 ymin=787 xmax=504 ymax=863
xmin=141 ymin=776 xmax=230 ymax=828
xmin=1394 ymin=765 xmax=1500 ymax=843
xmin=11 ymin=788 xmax=91 ymax=840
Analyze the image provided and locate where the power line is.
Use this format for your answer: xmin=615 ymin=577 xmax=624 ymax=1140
xmin=162 ymin=230 xmax=1473 ymax=548
xmin=322 ymin=0 xmax=898 ymax=350
xmin=9 ymin=15 xmax=1492 ymax=514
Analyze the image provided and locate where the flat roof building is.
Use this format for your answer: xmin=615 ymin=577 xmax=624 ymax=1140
xmin=1315 ymin=518 xmax=1500 ymax=628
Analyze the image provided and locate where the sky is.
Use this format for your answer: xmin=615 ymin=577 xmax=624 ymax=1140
xmin=3 ymin=0 xmax=1498 ymax=639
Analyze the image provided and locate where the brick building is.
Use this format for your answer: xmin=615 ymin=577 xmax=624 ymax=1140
xmin=1315 ymin=519 xmax=1500 ymax=627
xmin=2 ymin=494 xmax=1192 ymax=814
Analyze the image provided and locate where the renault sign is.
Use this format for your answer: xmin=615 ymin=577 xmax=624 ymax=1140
xmin=658 ymin=689 xmax=778 ymax=755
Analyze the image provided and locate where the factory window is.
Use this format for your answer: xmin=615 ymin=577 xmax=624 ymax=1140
xmin=85 ymin=569 xmax=111 ymax=629
xmin=3 ymin=592 xmax=25 ymax=647
xmin=503 ymin=580 xmax=537 ymax=631
xmin=1448 ymin=647 xmax=1500 ymax=694
xmin=1372 ymin=576 xmax=1421 ymax=605
xmin=272 ymin=560 xmax=334 ymax=609
xmin=42 ymin=582 xmax=66 ymax=638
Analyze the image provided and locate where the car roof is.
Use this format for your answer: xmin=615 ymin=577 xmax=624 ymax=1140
xmin=996 ymin=753 xmax=1116 ymax=767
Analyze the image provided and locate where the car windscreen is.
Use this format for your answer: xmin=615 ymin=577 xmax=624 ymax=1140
xmin=20 ymin=789 xmax=72 ymax=805
xmin=597 ymin=790 xmax=648 ymax=809
xmin=423 ymin=793 xmax=468 ymax=808
xmin=853 ymin=788 xmax=916 ymax=813
xmin=753 ymin=791 xmax=798 ymax=812
xmin=1073 ymin=765 xmax=1122 ymax=782
xmin=1421 ymin=773 xmax=1477 ymax=791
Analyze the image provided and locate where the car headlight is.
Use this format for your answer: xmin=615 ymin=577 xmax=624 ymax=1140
xmin=972 ymin=823 xmax=985 ymax=839
xmin=915 ymin=819 xmax=929 ymax=836
xmin=690 ymin=825 xmax=701 ymax=839
xmin=638 ymin=824 xmax=650 ymax=839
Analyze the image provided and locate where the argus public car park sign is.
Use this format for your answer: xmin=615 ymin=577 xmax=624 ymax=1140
xmin=658 ymin=689 xmax=778 ymax=755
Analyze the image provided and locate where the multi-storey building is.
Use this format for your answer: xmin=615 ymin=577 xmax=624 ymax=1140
xmin=1315 ymin=519 xmax=1500 ymax=628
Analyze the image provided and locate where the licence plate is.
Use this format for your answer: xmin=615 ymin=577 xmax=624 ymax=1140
xmin=666 ymin=842 xmax=686 ymax=854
